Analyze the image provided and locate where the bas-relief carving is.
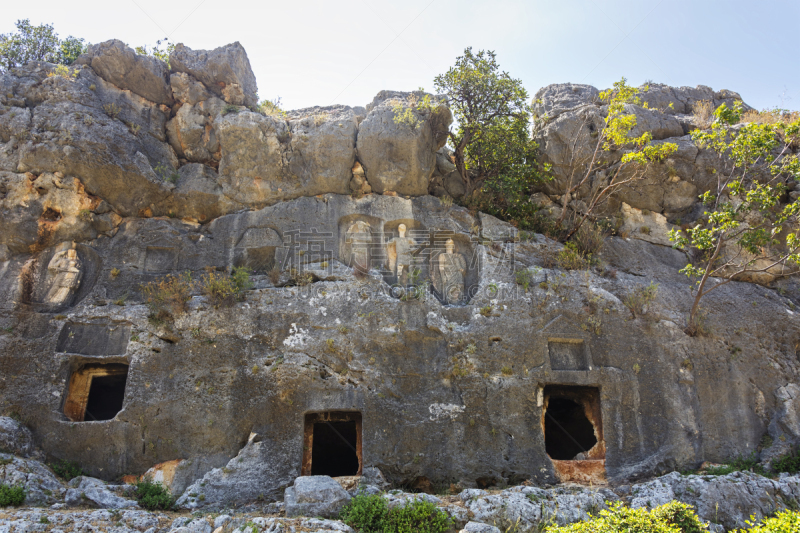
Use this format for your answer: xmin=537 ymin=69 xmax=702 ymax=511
xmin=44 ymin=247 xmax=83 ymax=306
xmin=345 ymin=220 xmax=372 ymax=273
xmin=24 ymin=243 xmax=95 ymax=310
xmin=386 ymin=223 xmax=422 ymax=285
xmin=432 ymin=238 xmax=466 ymax=304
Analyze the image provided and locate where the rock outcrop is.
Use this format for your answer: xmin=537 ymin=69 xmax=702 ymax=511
xmin=1 ymin=37 xmax=799 ymax=527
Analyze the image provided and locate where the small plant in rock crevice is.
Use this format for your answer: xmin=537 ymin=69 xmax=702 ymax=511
xmin=50 ymin=459 xmax=83 ymax=481
xmin=199 ymin=267 xmax=253 ymax=308
xmin=102 ymin=103 xmax=121 ymax=119
xmin=133 ymin=477 xmax=175 ymax=511
xmin=622 ymin=282 xmax=659 ymax=319
xmin=140 ymin=271 xmax=194 ymax=322
xmin=771 ymin=445 xmax=800 ymax=474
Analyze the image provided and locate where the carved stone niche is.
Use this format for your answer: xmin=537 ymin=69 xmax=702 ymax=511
xmin=382 ymin=219 xmax=428 ymax=287
xmin=56 ymin=320 xmax=131 ymax=356
xmin=548 ymin=338 xmax=588 ymax=371
xmin=63 ymin=362 xmax=129 ymax=422
xmin=234 ymin=227 xmax=284 ymax=273
xmin=20 ymin=242 xmax=101 ymax=311
xmin=338 ymin=215 xmax=382 ymax=274
xmin=429 ymin=233 xmax=478 ymax=305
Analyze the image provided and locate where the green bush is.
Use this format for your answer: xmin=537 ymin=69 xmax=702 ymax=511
xmin=339 ymin=493 xmax=390 ymax=533
xmin=556 ymin=243 xmax=590 ymax=270
xmin=703 ymin=453 xmax=765 ymax=476
xmin=200 ymin=267 xmax=252 ymax=308
xmin=50 ymin=459 xmax=83 ymax=481
xmin=544 ymin=501 xmax=706 ymax=533
xmin=339 ymin=494 xmax=452 ymax=533
xmin=771 ymin=446 xmax=800 ymax=475
xmin=140 ymin=271 xmax=194 ymax=321
xmin=0 ymin=483 xmax=26 ymax=506
xmin=134 ymin=478 xmax=174 ymax=511
xmin=649 ymin=501 xmax=708 ymax=533
xmin=741 ymin=509 xmax=800 ymax=532
xmin=383 ymin=498 xmax=452 ymax=533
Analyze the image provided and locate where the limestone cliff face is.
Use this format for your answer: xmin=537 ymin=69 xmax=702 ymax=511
xmin=0 ymin=40 xmax=799 ymax=509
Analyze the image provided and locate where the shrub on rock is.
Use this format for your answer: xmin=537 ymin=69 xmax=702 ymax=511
xmin=0 ymin=483 xmax=25 ymax=507
xmin=134 ymin=478 xmax=175 ymax=511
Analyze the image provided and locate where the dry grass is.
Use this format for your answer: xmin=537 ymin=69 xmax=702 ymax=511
xmin=741 ymin=109 xmax=800 ymax=125
xmin=693 ymin=100 xmax=715 ymax=128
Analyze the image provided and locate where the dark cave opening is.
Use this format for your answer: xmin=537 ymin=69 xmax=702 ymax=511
xmin=311 ymin=420 xmax=360 ymax=477
xmin=303 ymin=411 xmax=362 ymax=477
xmin=84 ymin=371 xmax=127 ymax=421
xmin=544 ymin=397 xmax=598 ymax=460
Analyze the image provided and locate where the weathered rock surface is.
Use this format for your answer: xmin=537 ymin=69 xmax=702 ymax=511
xmin=532 ymin=82 xmax=746 ymax=221
xmin=357 ymin=90 xmax=452 ymax=195
xmin=284 ymin=475 xmax=352 ymax=518
xmin=170 ymin=43 xmax=258 ymax=107
xmin=0 ymin=453 xmax=65 ymax=505
xmin=0 ymin=416 xmax=39 ymax=458
xmin=462 ymin=485 xmax=616 ymax=530
xmin=177 ymin=437 xmax=295 ymax=509
xmin=1 ymin=36 xmax=800 ymax=529
xmin=78 ymin=39 xmax=173 ymax=105
xmin=629 ymin=471 xmax=800 ymax=530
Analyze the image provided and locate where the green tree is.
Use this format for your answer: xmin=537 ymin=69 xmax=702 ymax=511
xmin=434 ymin=48 xmax=541 ymax=199
xmin=135 ymin=38 xmax=175 ymax=66
xmin=669 ymin=102 xmax=800 ymax=334
xmin=467 ymin=113 xmax=550 ymax=229
xmin=554 ymin=78 xmax=678 ymax=240
xmin=0 ymin=19 xmax=86 ymax=71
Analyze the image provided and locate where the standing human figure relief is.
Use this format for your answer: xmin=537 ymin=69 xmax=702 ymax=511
xmin=345 ymin=220 xmax=372 ymax=273
xmin=387 ymin=223 xmax=419 ymax=285
xmin=45 ymin=246 xmax=83 ymax=306
xmin=437 ymin=238 xmax=466 ymax=304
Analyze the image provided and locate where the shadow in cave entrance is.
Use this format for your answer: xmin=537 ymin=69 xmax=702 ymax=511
xmin=303 ymin=411 xmax=362 ymax=477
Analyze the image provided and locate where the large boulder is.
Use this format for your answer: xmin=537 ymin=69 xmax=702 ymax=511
xmin=7 ymin=62 xmax=178 ymax=218
xmin=170 ymin=43 xmax=258 ymax=107
xmin=532 ymin=83 xmax=599 ymax=120
xmin=461 ymin=485 xmax=616 ymax=530
xmin=286 ymin=106 xmax=358 ymax=192
xmin=284 ymin=475 xmax=352 ymax=518
xmin=0 ymin=416 xmax=39 ymax=458
xmin=78 ymin=39 xmax=173 ymax=105
xmin=532 ymin=82 xmax=742 ymax=219
xmin=215 ymin=107 xmax=356 ymax=208
xmin=636 ymin=83 xmax=751 ymax=115
xmin=0 ymin=454 xmax=65 ymax=505
xmin=356 ymin=90 xmax=452 ymax=196
xmin=177 ymin=437 xmax=295 ymax=509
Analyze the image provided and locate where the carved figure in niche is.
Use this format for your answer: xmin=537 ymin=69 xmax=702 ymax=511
xmin=387 ymin=224 xmax=420 ymax=285
xmin=45 ymin=247 xmax=83 ymax=306
xmin=346 ymin=221 xmax=372 ymax=273
xmin=437 ymin=238 xmax=466 ymax=304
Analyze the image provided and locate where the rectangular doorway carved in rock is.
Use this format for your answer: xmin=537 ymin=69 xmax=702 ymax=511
xmin=302 ymin=411 xmax=362 ymax=477
xmin=63 ymin=363 xmax=129 ymax=422
xmin=541 ymin=385 xmax=605 ymax=483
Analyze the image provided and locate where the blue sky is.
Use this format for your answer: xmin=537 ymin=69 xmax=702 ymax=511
xmin=4 ymin=0 xmax=798 ymax=111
